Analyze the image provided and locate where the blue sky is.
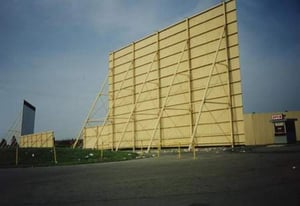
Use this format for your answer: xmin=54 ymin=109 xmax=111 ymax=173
xmin=0 ymin=0 xmax=299 ymax=140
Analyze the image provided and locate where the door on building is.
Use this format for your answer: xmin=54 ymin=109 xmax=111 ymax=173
xmin=286 ymin=120 xmax=297 ymax=143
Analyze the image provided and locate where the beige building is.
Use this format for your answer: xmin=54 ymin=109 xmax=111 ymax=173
xmin=244 ymin=111 xmax=299 ymax=145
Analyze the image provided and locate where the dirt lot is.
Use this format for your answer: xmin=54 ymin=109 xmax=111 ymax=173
xmin=1 ymin=145 xmax=300 ymax=206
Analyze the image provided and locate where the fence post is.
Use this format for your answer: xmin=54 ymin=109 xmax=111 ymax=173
xmin=157 ymin=142 xmax=160 ymax=158
xmin=193 ymin=142 xmax=197 ymax=160
xmin=15 ymin=146 xmax=19 ymax=166
xmin=178 ymin=143 xmax=181 ymax=160
xmin=53 ymin=138 xmax=58 ymax=164
xmin=141 ymin=140 xmax=144 ymax=155
xmin=101 ymin=141 xmax=104 ymax=161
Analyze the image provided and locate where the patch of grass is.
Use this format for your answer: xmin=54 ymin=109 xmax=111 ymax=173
xmin=0 ymin=148 xmax=16 ymax=166
xmin=0 ymin=147 xmax=139 ymax=168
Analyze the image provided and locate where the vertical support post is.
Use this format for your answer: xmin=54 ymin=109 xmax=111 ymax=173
xmin=132 ymin=42 xmax=136 ymax=152
xmin=96 ymin=126 xmax=99 ymax=150
xmin=53 ymin=137 xmax=57 ymax=164
xmin=157 ymin=141 xmax=160 ymax=158
xmin=101 ymin=141 xmax=104 ymax=160
xmin=83 ymin=127 xmax=87 ymax=149
xmin=193 ymin=142 xmax=196 ymax=160
xmin=15 ymin=145 xmax=19 ymax=166
xmin=186 ymin=18 xmax=194 ymax=141
xmin=223 ymin=2 xmax=235 ymax=148
xmin=178 ymin=143 xmax=181 ymax=160
xmin=111 ymin=52 xmax=116 ymax=151
xmin=141 ymin=140 xmax=144 ymax=155
xmin=156 ymin=32 xmax=162 ymax=151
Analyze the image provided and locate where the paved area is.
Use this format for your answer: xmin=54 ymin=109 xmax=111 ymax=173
xmin=1 ymin=145 xmax=300 ymax=206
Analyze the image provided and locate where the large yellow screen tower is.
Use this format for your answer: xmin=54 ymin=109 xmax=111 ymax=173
xmin=83 ymin=0 xmax=245 ymax=151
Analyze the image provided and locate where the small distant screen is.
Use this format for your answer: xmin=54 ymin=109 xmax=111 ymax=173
xmin=21 ymin=100 xmax=36 ymax=136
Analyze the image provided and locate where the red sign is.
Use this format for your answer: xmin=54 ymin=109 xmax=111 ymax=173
xmin=271 ymin=114 xmax=284 ymax=120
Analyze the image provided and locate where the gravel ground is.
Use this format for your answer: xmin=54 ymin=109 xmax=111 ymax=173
xmin=1 ymin=144 xmax=300 ymax=206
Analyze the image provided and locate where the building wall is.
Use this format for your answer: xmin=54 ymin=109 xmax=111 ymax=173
xmin=84 ymin=0 xmax=245 ymax=150
xmin=244 ymin=111 xmax=300 ymax=145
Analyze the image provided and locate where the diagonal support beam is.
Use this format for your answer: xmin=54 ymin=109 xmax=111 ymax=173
xmin=223 ymin=1 xmax=235 ymax=148
xmin=146 ymin=41 xmax=188 ymax=153
xmin=73 ymin=74 xmax=108 ymax=148
xmin=188 ymin=26 xmax=226 ymax=151
xmin=115 ymin=52 xmax=158 ymax=151
xmin=77 ymin=57 xmax=134 ymax=149
xmin=93 ymin=60 xmax=135 ymax=149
